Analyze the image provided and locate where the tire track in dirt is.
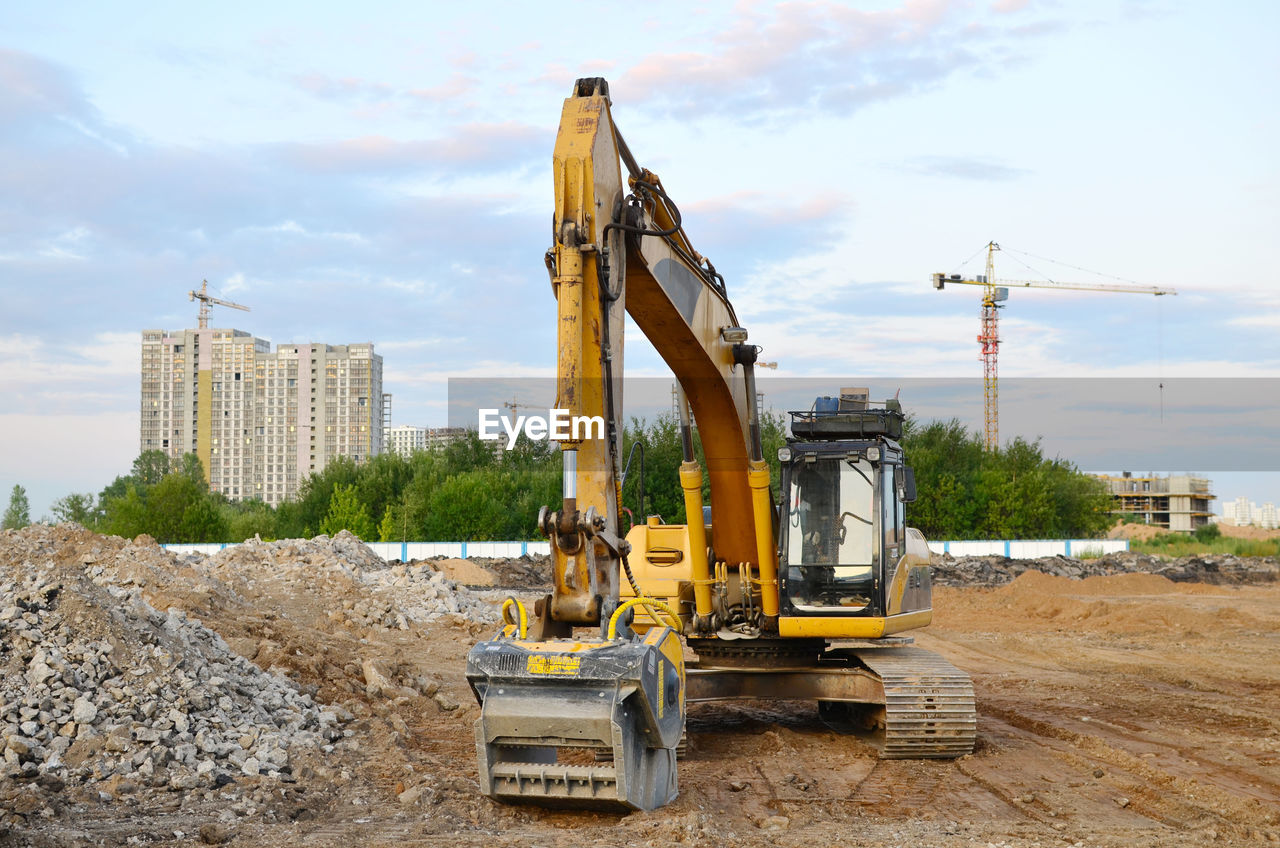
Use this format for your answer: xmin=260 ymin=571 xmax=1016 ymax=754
xmin=981 ymin=700 xmax=1278 ymax=842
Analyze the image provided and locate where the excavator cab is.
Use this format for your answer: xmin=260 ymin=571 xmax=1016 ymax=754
xmin=775 ymin=398 xmax=934 ymax=639
xmin=779 ymin=440 xmax=917 ymax=615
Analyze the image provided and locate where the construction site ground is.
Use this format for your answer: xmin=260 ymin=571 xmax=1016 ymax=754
xmin=2 ymin=526 xmax=1278 ymax=848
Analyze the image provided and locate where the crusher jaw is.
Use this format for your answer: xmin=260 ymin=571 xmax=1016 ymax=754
xmin=465 ymin=624 xmax=686 ymax=812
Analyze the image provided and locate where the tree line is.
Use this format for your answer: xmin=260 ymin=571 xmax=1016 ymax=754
xmin=10 ymin=412 xmax=1111 ymax=543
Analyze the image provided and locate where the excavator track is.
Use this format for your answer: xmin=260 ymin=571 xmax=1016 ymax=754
xmin=836 ymin=645 xmax=976 ymax=759
xmin=687 ymin=643 xmax=976 ymax=760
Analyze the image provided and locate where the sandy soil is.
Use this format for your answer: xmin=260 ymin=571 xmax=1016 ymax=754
xmin=1107 ymin=522 xmax=1167 ymax=541
xmin=4 ymin=533 xmax=1279 ymax=847
xmin=1109 ymin=520 xmax=1280 ymax=542
xmin=1218 ymin=524 xmax=1280 ymax=541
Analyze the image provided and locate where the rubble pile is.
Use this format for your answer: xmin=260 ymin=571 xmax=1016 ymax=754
xmin=357 ymin=562 xmax=502 ymax=627
xmin=442 ymin=554 xmax=551 ymax=590
xmin=205 ymin=532 xmax=501 ymax=629
xmin=0 ymin=550 xmax=342 ymax=795
xmin=931 ymin=550 xmax=1280 ymax=587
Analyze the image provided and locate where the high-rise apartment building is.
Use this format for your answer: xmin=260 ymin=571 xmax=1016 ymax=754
xmin=141 ymin=328 xmax=384 ymax=505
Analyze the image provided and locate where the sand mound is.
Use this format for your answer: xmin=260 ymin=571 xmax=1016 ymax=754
xmin=1001 ymin=570 xmax=1182 ymax=597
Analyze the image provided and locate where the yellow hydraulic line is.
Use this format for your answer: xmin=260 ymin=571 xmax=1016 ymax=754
xmin=608 ymin=596 xmax=683 ymax=640
xmin=679 ymin=460 xmax=714 ymax=621
xmin=747 ymin=460 xmax=779 ymax=618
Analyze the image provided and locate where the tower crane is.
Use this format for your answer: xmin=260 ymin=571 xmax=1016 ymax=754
xmin=933 ymin=242 xmax=1176 ymax=452
xmin=189 ymin=279 xmax=250 ymax=329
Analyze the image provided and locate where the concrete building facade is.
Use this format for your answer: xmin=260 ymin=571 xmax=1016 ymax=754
xmin=1096 ymin=472 xmax=1216 ymax=533
xmin=386 ymin=425 xmax=427 ymax=458
xmin=385 ymin=426 xmax=472 ymax=458
xmin=142 ymin=328 xmax=384 ymax=505
xmin=426 ymin=427 xmax=469 ymax=450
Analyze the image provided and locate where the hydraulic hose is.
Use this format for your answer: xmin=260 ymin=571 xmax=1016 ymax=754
xmin=607 ymin=596 xmax=683 ymax=640
xmin=501 ymin=596 xmax=528 ymax=640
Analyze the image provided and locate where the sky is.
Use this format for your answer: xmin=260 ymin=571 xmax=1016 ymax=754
xmin=1 ymin=0 xmax=1277 ymax=520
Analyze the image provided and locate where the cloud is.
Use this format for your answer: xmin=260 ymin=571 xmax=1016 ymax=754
xmin=678 ymin=189 xmax=851 ymax=275
xmin=0 ymin=332 xmax=139 ymax=415
xmin=0 ymin=47 xmax=559 ymax=449
xmin=406 ymin=72 xmax=478 ymax=103
xmin=608 ymin=0 xmax=1053 ymax=124
xmin=292 ymin=72 xmax=394 ymax=103
xmin=277 ymin=122 xmax=546 ymax=173
xmin=0 ymin=47 xmax=91 ymax=121
xmin=898 ymin=155 xmax=1031 ymax=181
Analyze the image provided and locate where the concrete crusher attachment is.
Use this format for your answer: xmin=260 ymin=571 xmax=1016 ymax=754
xmin=465 ymin=623 xmax=686 ymax=811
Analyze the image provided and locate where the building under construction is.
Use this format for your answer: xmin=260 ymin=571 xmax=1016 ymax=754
xmin=1096 ymin=472 xmax=1215 ymax=533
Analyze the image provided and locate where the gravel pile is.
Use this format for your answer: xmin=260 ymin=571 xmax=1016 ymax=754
xmin=0 ymin=551 xmax=343 ymax=794
xmin=931 ymin=551 xmax=1280 ymax=587
xmin=206 ymin=532 xmax=501 ymax=628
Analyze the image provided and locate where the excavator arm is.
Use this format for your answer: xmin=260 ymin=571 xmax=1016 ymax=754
xmin=535 ymin=77 xmax=778 ymax=640
xmin=465 ymin=77 xmax=778 ymax=811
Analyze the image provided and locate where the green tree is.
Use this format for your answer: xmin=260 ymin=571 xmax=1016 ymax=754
xmin=101 ymin=484 xmax=149 ymax=539
xmin=131 ymin=450 xmax=172 ymax=486
xmin=282 ymin=457 xmax=361 ymax=538
xmin=442 ymin=430 xmax=500 ymax=474
xmin=423 ymin=471 xmax=508 ymax=540
xmin=146 ymin=465 xmax=228 ymax=543
xmin=621 ymin=414 xmax=687 ymax=525
xmin=3 ymin=485 xmax=31 ymax=530
xmin=900 ymin=418 xmax=1111 ymax=540
xmin=224 ymin=499 xmax=277 ymax=542
xmin=353 ymin=452 xmax=414 ymax=529
xmin=320 ymin=483 xmax=377 ymax=540
xmin=175 ymin=452 xmax=206 ymax=483
xmin=50 ymin=493 xmax=100 ymax=528
xmin=377 ymin=505 xmax=400 ymax=543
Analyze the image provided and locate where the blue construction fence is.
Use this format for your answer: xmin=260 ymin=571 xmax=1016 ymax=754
xmin=163 ymin=538 xmax=1127 ymax=560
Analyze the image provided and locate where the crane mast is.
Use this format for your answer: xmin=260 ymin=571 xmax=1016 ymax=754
xmin=934 ymin=242 xmax=1176 ymax=452
xmin=189 ymin=279 xmax=250 ymax=329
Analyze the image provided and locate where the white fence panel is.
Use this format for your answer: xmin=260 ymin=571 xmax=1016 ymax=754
xmin=925 ymin=539 xmax=1129 ymax=557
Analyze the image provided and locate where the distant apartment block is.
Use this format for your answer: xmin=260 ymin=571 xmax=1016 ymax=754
xmin=141 ymin=328 xmax=384 ymax=505
xmin=1223 ymin=496 xmax=1279 ymax=529
xmin=426 ymin=426 xmax=469 ymax=450
xmin=1096 ymin=472 xmax=1215 ymax=533
xmin=385 ymin=425 xmax=471 ymax=457
xmin=387 ymin=425 xmax=427 ymax=457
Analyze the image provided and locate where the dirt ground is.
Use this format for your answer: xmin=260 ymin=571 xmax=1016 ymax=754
xmin=1109 ymin=520 xmax=1280 ymax=542
xmin=3 ymin=528 xmax=1278 ymax=847
xmin=1217 ymin=524 xmax=1280 ymax=541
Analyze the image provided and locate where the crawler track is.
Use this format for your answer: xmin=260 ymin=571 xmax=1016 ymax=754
xmin=849 ymin=645 xmax=977 ymax=759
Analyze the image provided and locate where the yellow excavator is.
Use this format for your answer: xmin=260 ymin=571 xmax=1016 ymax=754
xmin=465 ymin=77 xmax=975 ymax=811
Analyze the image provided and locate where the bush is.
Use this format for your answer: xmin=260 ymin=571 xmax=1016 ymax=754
xmin=1193 ymin=523 xmax=1222 ymax=542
